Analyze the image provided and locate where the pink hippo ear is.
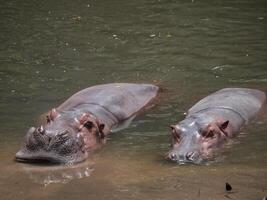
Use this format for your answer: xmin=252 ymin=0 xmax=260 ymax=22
xmin=46 ymin=108 xmax=60 ymax=123
xmin=98 ymin=124 xmax=105 ymax=138
xmin=219 ymin=120 xmax=229 ymax=130
xmin=99 ymin=124 xmax=105 ymax=133
xmin=170 ymin=125 xmax=181 ymax=143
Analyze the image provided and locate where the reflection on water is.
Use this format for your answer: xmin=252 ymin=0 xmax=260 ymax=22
xmin=0 ymin=0 xmax=267 ymax=199
xmin=19 ymin=160 xmax=95 ymax=186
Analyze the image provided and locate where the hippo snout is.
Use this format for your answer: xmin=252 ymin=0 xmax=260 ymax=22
xmin=167 ymin=151 xmax=201 ymax=164
xmin=16 ymin=126 xmax=87 ymax=164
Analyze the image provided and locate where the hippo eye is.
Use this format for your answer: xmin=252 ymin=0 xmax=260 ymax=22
xmin=83 ymin=121 xmax=93 ymax=130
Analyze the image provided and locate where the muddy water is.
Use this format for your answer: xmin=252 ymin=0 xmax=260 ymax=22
xmin=0 ymin=0 xmax=267 ymax=199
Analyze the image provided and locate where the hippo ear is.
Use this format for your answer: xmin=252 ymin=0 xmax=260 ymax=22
xmin=99 ymin=124 xmax=105 ymax=133
xmin=47 ymin=108 xmax=60 ymax=122
xmin=46 ymin=115 xmax=51 ymax=123
xmin=98 ymin=124 xmax=105 ymax=138
xmin=219 ymin=120 xmax=229 ymax=130
xmin=170 ymin=125 xmax=176 ymax=134
xmin=170 ymin=125 xmax=181 ymax=143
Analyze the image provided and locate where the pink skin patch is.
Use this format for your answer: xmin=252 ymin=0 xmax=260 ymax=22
xmin=200 ymin=120 xmax=230 ymax=156
xmin=73 ymin=113 xmax=106 ymax=151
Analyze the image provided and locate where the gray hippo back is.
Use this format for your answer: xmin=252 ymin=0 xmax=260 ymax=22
xmin=58 ymin=83 xmax=158 ymax=122
xmin=188 ymin=88 xmax=265 ymax=124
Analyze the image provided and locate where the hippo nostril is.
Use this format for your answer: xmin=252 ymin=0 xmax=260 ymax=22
xmin=186 ymin=152 xmax=195 ymax=161
xmin=36 ymin=126 xmax=45 ymax=135
xmin=170 ymin=153 xmax=177 ymax=161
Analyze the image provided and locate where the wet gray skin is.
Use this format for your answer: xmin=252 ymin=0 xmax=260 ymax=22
xmin=16 ymin=111 xmax=93 ymax=164
xmin=16 ymin=83 xmax=158 ymax=164
xmin=168 ymin=88 xmax=266 ymax=164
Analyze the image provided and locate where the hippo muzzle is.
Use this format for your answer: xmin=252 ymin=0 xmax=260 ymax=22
xmin=16 ymin=126 xmax=88 ymax=164
xmin=168 ymin=149 xmax=203 ymax=164
xmin=167 ymin=121 xmax=212 ymax=164
xmin=167 ymin=136 xmax=203 ymax=164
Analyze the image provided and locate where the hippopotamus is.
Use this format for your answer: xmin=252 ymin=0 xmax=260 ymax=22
xmin=16 ymin=83 xmax=158 ymax=164
xmin=167 ymin=88 xmax=265 ymax=164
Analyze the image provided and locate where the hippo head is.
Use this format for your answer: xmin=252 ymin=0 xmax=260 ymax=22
xmin=16 ymin=109 xmax=106 ymax=164
xmin=167 ymin=117 xmax=229 ymax=164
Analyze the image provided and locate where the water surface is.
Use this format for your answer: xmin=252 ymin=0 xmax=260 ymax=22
xmin=0 ymin=0 xmax=267 ymax=199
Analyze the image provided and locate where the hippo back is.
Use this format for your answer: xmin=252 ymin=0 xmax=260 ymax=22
xmin=188 ymin=88 xmax=265 ymax=123
xmin=57 ymin=83 xmax=158 ymax=121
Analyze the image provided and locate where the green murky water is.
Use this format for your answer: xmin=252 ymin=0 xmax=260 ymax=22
xmin=0 ymin=0 xmax=266 ymax=199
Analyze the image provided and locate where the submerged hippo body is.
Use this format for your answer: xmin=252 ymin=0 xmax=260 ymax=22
xmin=16 ymin=83 xmax=159 ymax=164
xmin=168 ymin=88 xmax=265 ymax=164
